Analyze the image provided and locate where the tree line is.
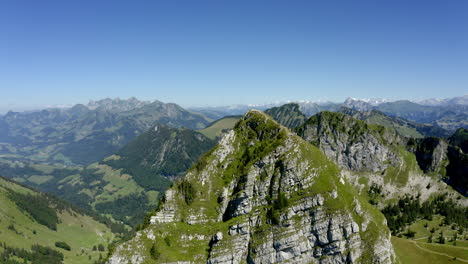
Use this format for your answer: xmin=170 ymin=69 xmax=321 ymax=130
xmin=382 ymin=194 xmax=467 ymax=235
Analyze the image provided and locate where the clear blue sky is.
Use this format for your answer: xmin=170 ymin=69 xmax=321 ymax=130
xmin=0 ymin=0 xmax=467 ymax=111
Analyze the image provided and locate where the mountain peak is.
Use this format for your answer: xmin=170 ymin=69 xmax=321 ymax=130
xmin=109 ymin=109 xmax=395 ymax=263
xmin=234 ymin=109 xmax=287 ymax=141
xmin=86 ymin=97 xmax=151 ymax=112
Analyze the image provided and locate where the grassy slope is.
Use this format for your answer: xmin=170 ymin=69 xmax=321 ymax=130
xmin=0 ymin=177 xmax=114 ymax=264
xmin=365 ymin=114 xmax=423 ymax=138
xmin=80 ymin=163 xmax=146 ymax=206
xmin=198 ymin=116 xmax=240 ymax=140
xmin=405 ymin=215 xmax=467 ymax=241
xmin=56 ymin=162 xmax=157 ymax=227
xmin=0 ymin=157 xmax=151 ymax=226
xmin=392 ymin=236 xmax=468 ymax=264
xmin=0 ymin=124 xmax=216 ymax=227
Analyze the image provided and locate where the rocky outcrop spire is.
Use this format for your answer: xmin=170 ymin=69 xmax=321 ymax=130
xmin=108 ymin=110 xmax=396 ymax=264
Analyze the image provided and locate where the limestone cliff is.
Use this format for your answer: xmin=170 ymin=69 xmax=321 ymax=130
xmin=296 ymin=111 xmax=402 ymax=172
xmin=264 ymin=103 xmax=308 ymax=129
xmin=296 ymin=111 xmax=466 ymax=204
xmin=108 ymin=110 xmax=395 ymax=264
xmin=407 ymin=136 xmax=467 ymax=196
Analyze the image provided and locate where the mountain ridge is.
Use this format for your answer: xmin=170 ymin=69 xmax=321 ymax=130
xmin=109 ymin=110 xmax=395 ymax=263
xmin=0 ymin=99 xmax=212 ymax=165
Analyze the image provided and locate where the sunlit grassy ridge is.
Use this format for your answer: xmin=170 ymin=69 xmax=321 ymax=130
xmin=0 ymin=176 xmax=113 ymax=264
xmin=198 ymin=116 xmax=241 ymax=140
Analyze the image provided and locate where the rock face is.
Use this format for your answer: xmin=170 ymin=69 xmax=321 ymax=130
xmin=264 ymin=103 xmax=308 ymax=129
xmin=296 ymin=111 xmax=402 ymax=172
xmin=108 ymin=110 xmax=395 ymax=264
xmin=408 ymin=136 xmax=468 ymax=196
xmin=102 ymin=124 xmax=216 ymax=188
xmin=449 ymin=128 xmax=468 ymax=153
xmin=296 ymin=111 xmax=467 ymax=203
xmin=409 ymin=137 xmax=449 ymax=174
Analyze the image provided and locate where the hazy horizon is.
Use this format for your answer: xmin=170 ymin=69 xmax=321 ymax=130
xmin=1 ymin=94 xmax=466 ymax=115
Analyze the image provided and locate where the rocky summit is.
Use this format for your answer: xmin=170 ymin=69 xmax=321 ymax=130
xmin=296 ymin=111 xmax=403 ymax=173
xmin=108 ymin=110 xmax=395 ymax=264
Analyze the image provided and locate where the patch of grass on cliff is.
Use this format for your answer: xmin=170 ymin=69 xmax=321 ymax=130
xmin=384 ymin=146 xmax=420 ymax=187
xmin=199 ymin=117 xmax=240 ymax=140
xmin=221 ymin=112 xmax=287 ymax=187
xmin=144 ymin=221 xmax=235 ymax=262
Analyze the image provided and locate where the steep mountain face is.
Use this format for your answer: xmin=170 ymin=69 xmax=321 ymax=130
xmin=0 ymin=176 xmax=113 ymax=264
xmin=338 ymin=107 xmax=449 ymax=138
xmin=265 ymin=103 xmax=307 ymax=129
xmin=296 ymin=111 xmax=466 ymax=203
xmin=407 ymin=134 xmax=468 ymax=196
xmin=408 ymin=137 xmax=449 ymax=175
xmin=296 ymin=111 xmax=402 ymax=172
xmin=109 ymin=110 xmax=395 ymax=264
xmin=0 ymin=98 xmax=211 ymax=165
xmin=0 ymin=125 xmax=216 ymax=227
xmin=445 ymin=146 xmax=468 ymax=196
xmin=102 ymin=124 xmax=216 ymax=190
xmin=449 ymin=128 xmax=468 ymax=153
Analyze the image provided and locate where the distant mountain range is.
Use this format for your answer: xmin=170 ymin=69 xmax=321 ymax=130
xmin=416 ymin=94 xmax=468 ymax=106
xmin=189 ymin=95 xmax=468 ymax=131
xmin=0 ymin=98 xmax=211 ymax=165
xmin=0 ymin=176 xmax=114 ymax=264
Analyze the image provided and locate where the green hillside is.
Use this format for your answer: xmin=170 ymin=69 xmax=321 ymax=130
xmin=339 ymin=107 xmax=449 ymax=138
xmin=449 ymin=128 xmax=468 ymax=153
xmin=264 ymin=103 xmax=308 ymax=128
xmin=198 ymin=116 xmax=241 ymax=140
xmin=392 ymin=236 xmax=468 ymax=264
xmin=0 ymin=125 xmax=216 ymax=228
xmin=0 ymin=176 xmax=114 ymax=264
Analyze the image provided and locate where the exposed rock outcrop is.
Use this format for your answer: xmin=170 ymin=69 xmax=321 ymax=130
xmin=296 ymin=111 xmax=467 ymax=203
xmin=407 ymin=136 xmax=468 ymax=196
xmin=108 ymin=110 xmax=395 ymax=264
xmin=264 ymin=103 xmax=308 ymax=129
xmin=296 ymin=111 xmax=402 ymax=172
xmin=408 ymin=137 xmax=449 ymax=174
